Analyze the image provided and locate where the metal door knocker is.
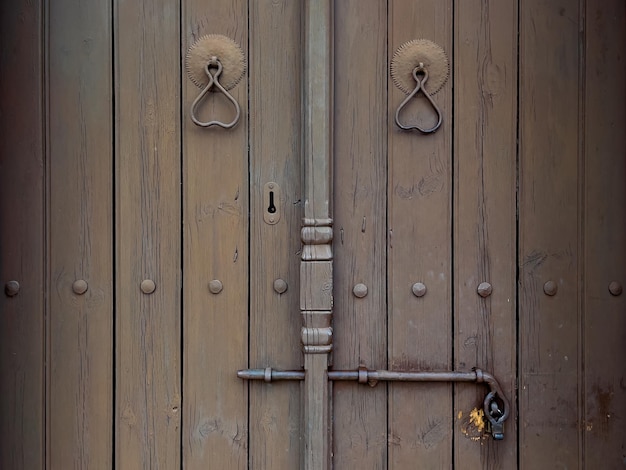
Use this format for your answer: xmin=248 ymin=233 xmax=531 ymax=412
xmin=185 ymin=34 xmax=246 ymax=129
xmin=391 ymin=39 xmax=449 ymax=134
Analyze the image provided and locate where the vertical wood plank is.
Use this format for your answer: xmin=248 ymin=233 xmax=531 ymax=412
xmin=115 ymin=0 xmax=182 ymax=467
xmin=249 ymin=1 xmax=302 ymax=468
xmin=48 ymin=0 xmax=113 ymax=467
xmin=332 ymin=1 xmax=387 ymax=468
xmin=182 ymin=1 xmax=248 ymax=468
xmin=388 ymin=1 xmax=453 ymax=467
xmin=453 ymin=0 xmax=518 ymax=465
xmin=583 ymin=0 xmax=626 ymax=465
xmin=0 ymin=1 xmax=45 ymax=468
xmin=519 ymin=0 xmax=582 ymax=466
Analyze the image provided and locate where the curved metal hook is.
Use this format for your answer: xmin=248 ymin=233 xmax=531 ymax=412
xmin=394 ymin=63 xmax=443 ymax=133
xmin=190 ymin=58 xmax=241 ymax=129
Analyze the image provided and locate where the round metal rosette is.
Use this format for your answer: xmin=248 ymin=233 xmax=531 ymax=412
xmin=186 ymin=34 xmax=246 ymax=90
xmin=391 ymin=39 xmax=449 ymax=95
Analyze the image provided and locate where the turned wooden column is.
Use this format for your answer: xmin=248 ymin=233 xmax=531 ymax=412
xmin=301 ymin=1 xmax=333 ymax=469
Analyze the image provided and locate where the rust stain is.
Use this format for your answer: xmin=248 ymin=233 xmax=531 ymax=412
xmin=591 ymin=383 xmax=614 ymax=434
xmin=460 ymin=407 xmax=488 ymax=442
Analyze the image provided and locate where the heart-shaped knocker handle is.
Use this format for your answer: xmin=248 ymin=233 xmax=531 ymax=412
xmin=190 ymin=56 xmax=241 ymax=129
xmin=394 ymin=63 xmax=442 ymax=133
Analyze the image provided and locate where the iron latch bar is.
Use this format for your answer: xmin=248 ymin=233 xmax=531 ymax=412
xmin=238 ymin=366 xmax=510 ymax=440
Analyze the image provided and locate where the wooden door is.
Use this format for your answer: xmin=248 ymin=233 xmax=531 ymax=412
xmin=1 ymin=1 xmax=625 ymax=469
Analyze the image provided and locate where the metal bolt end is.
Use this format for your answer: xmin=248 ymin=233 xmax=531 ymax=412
xmin=273 ymin=278 xmax=288 ymax=294
xmin=608 ymin=281 xmax=623 ymax=296
xmin=353 ymin=283 xmax=368 ymax=298
xmin=477 ymin=282 xmax=493 ymax=298
xmin=5 ymin=280 xmax=20 ymax=297
xmin=72 ymin=279 xmax=88 ymax=295
xmin=140 ymin=279 xmax=156 ymax=294
xmin=411 ymin=282 xmax=427 ymax=297
xmin=208 ymin=279 xmax=223 ymax=294
xmin=543 ymin=280 xmax=557 ymax=296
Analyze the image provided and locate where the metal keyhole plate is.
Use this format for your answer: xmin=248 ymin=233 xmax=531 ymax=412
xmin=263 ymin=182 xmax=281 ymax=225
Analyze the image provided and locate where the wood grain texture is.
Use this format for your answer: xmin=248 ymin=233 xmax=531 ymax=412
xmin=115 ymin=0 xmax=181 ymax=467
xmin=249 ymin=1 xmax=302 ymax=468
xmin=48 ymin=0 xmax=113 ymax=467
xmin=583 ymin=0 xmax=626 ymax=464
xmin=518 ymin=0 xmax=582 ymax=466
xmin=0 ymin=1 xmax=45 ymax=468
xmin=388 ymin=1 xmax=453 ymax=467
xmin=332 ymin=1 xmax=388 ymax=468
xmin=453 ymin=0 xmax=517 ymax=466
xmin=182 ymin=1 xmax=248 ymax=468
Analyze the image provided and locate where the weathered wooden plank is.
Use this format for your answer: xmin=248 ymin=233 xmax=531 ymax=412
xmin=0 ymin=1 xmax=45 ymax=468
xmin=518 ymin=0 xmax=582 ymax=466
xmin=115 ymin=0 xmax=181 ymax=467
xmin=248 ymin=1 xmax=302 ymax=468
xmin=181 ymin=1 xmax=248 ymax=468
xmin=332 ymin=1 xmax=387 ymax=468
xmin=48 ymin=0 xmax=113 ymax=467
xmin=583 ymin=0 xmax=626 ymax=465
xmin=388 ymin=1 xmax=454 ymax=467
xmin=453 ymin=0 xmax=518 ymax=465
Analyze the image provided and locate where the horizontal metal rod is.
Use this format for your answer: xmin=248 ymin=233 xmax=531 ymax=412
xmin=237 ymin=367 xmax=305 ymax=382
xmin=327 ymin=370 xmax=478 ymax=383
xmin=238 ymin=366 xmax=510 ymax=440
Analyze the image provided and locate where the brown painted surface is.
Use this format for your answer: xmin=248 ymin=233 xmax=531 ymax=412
xmin=249 ymin=1 xmax=302 ymax=468
xmin=182 ymin=1 xmax=248 ymax=469
xmin=48 ymin=0 xmax=114 ymax=467
xmin=519 ymin=0 xmax=582 ymax=466
xmin=583 ymin=0 xmax=626 ymax=466
xmin=115 ymin=0 xmax=182 ymax=467
xmin=0 ymin=1 xmax=45 ymax=468
xmin=388 ymin=1 xmax=454 ymax=467
xmin=333 ymin=1 xmax=388 ymax=468
xmin=0 ymin=1 xmax=625 ymax=468
xmin=453 ymin=0 xmax=518 ymax=467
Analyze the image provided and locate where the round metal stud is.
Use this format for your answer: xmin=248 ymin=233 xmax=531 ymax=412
xmin=5 ymin=280 xmax=20 ymax=297
xmin=543 ymin=280 xmax=558 ymax=296
xmin=140 ymin=279 xmax=156 ymax=294
xmin=72 ymin=279 xmax=88 ymax=295
xmin=353 ymin=283 xmax=368 ymax=298
xmin=412 ymin=282 xmax=427 ymax=297
xmin=608 ymin=281 xmax=623 ymax=296
xmin=208 ymin=279 xmax=223 ymax=294
xmin=477 ymin=282 xmax=493 ymax=298
xmin=273 ymin=278 xmax=288 ymax=294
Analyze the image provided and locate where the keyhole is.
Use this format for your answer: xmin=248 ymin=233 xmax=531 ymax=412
xmin=267 ymin=191 xmax=277 ymax=213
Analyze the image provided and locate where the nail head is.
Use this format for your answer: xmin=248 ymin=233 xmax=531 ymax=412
xmin=72 ymin=279 xmax=88 ymax=295
xmin=412 ymin=282 xmax=427 ymax=297
xmin=208 ymin=279 xmax=223 ymax=294
xmin=5 ymin=280 xmax=20 ymax=297
xmin=543 ymin=280 xmax=557 ymax=296
xmin=140 ymin=279 xmax=156 ymax=294
xmin=477 ymin=282 xmax=493 ymax=298
xmin=608 ymin=281 xmax=622 ymax=296
xmin=353 ymin=283 xmax=368 ymax=298
xmin=273 ymin=278 xmax=288 ymax=294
